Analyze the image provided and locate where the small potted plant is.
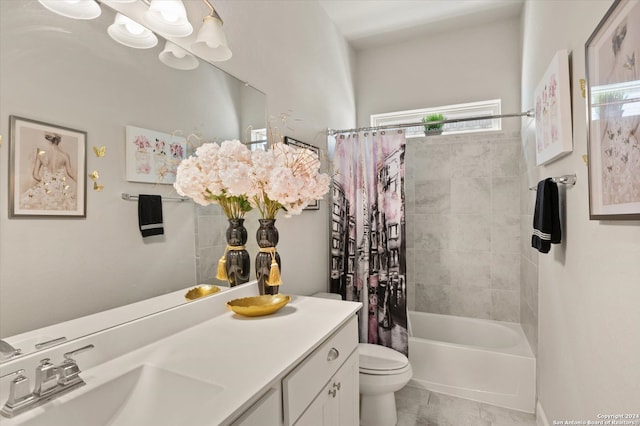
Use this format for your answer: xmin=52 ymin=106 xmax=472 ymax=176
xmin=423 ymin=113 xmax=445 ymax=135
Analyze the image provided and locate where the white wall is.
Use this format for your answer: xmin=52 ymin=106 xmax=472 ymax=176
xmin=206 ymin=0 xmax=357 ymax=296
xmin=355 ymin=18 xmax=522 ymax=131
xmin=521 ymin=0 xmax=640 ymax=419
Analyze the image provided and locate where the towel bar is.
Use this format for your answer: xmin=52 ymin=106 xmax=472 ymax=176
xmin=121 ymin=193 xmax=189 ymax=202
xmin=529 ymin=174 xmax=576 ymax=191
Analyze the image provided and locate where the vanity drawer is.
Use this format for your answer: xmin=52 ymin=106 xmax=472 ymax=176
xmin=283 ymin=316 xmax=358 ymax=425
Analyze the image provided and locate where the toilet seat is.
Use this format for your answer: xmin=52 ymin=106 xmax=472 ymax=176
xmin=358 ymin=343 xmax=410 ymax=376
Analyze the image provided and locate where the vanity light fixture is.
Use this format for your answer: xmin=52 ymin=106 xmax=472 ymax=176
xmin=38 ymin=0 xmax=101 ymax=20
xmin=158 ymin=41 xmax=199 ymax=71
xmin=144 ymin=0 xmax=193 ymax=38
xmin=108 ymin=13 xmax=158 ymax=49
xmin=191 ymin=0 xmax=232 ymax=62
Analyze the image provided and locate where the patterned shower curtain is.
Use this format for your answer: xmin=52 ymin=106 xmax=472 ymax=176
xmin=329 ymin=130 xmax=408 ymax=356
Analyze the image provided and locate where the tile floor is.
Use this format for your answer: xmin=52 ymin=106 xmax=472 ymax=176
xmin=395 ymin=385 xmax=538 ymax=426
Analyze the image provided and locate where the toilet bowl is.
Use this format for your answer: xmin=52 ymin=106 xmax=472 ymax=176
xmin=359 ymin=343 xmax=412 ymax=426
xmin=312 ymin=292 xmax=412 ymax=426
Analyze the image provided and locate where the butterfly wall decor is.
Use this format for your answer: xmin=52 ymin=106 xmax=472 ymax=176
xmin=88 ymin=170 xmax=103 ymax=191
xmin=93 ymin=145 xmax=106 ymax=158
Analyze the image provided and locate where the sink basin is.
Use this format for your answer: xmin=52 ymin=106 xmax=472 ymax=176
xmin=19 ymin=365 xmax=224 ymax=426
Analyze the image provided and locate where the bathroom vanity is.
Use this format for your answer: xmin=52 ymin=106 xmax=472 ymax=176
xmin=0 ymin=283 xmax=362 ymax=425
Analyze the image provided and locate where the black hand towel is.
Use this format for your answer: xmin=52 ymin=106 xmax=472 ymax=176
xmin=531 ymin=178 xmax=561 ymax=253
xmin=138 ymin=194 xmax=164 ymax=237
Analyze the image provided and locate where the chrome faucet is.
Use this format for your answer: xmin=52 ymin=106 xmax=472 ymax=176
xmin=0 ymin=344 xmax=94 ymax=418
xmin=33 ymin=358 xmax=58 ymax=397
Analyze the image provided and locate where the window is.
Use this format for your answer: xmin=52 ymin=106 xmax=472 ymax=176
xmin=370 ymin=99 xmax=502 ymax=138
xmin=249 ymin=127 xmax=267 ymax=151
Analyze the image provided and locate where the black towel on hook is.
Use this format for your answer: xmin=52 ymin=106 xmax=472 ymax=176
xmin=138 ymin=194 xmax=164 ymax=238
xmin=531 ymin=178 xmax=561 ymax=253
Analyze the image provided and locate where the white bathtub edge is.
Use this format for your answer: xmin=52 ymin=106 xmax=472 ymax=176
xmin=408 ymin=377 xmax=535 ymax=414
xmin=536 ymin=400 xmax=550 ymax=426
xmin=407 ymin=311 xmax=536 ymax=414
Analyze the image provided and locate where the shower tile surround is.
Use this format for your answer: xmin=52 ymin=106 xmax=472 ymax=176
xmin=406 ymin=132 xmax=522 ymax=322
xmin=195 ymin=203 xmax=228 ymax=284
xmin=519 ymin=124 xmax=539 ymax=355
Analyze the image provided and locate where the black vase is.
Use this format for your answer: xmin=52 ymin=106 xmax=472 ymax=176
xmin=225 ymin=218 xmax=250 ymax=287
xmin=255 ymin=219 xmax=281 ymax=295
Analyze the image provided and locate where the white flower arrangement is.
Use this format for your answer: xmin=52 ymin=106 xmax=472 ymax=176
xmin=174 ymin=139 xmax=253 ymax=218
xmin=251 ymin=142 xmax=330 ymax=218
xmin=174 ymin=139 xmax=329 ymax=219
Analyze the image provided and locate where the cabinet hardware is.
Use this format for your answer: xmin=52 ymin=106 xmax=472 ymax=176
xmin=327 ymin=347 xmax=339 ymax=361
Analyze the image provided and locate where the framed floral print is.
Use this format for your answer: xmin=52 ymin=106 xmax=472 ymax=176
xmin=9 ymin=116 xmax=86 ymax=218
xmin=125 ymin=125 xmax=186 ymax=184
xmin=585 ymin=0 xmax=640 ymax=220
xmin=534 ymin=49 xmax=574 ymax=166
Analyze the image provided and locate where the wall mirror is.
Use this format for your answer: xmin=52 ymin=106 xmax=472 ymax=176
xmin=0 ymin=0 xmax=266 ymax=360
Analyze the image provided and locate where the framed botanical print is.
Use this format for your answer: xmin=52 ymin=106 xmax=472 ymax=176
xmin=534 ymin=49 xmax=574 ymax=165
xmin=9 ymin=116 xmax=86 ymax=217
xmin=284 ymin=136 xmax=321 ymax=210
xmin=125 ymin=125 xmax=186 ymax=184
xmin=585 ymin=0 xmax=640 ymax=220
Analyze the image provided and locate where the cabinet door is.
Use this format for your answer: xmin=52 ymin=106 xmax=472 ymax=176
xmin=332 ymin=349 xmax=358 ymax=426
xmin=295 ymin=350 xmax=358 ymax=426
xmin=295 ymin=391 xmax=326 ymax=426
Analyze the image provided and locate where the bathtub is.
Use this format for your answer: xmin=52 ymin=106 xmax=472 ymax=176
xmin=408 ymin=311 xmax=536 ymax=413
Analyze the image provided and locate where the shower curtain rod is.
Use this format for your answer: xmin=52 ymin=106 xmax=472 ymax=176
xmin=327 ymin=110 xmax=534 ymax=136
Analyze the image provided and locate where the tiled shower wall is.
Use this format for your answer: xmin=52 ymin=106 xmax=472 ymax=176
xmin=195 ymin=204 xmax=228 ymax=285
xmin=405 ymin=132 xmax=522 ymax=322
xmin=519 ymin=122 xmax=539 ymax=354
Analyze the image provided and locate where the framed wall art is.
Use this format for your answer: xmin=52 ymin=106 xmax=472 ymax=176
xmin=9 ymin=115 xmax=86 ymax=217
xmin=585 ymin=0 xmax=640 ymax=220
xmin=534 ymin=49 xmax=574 ymax=166
xmin=125 ymin=125 xmax=186 ymax=184
xmin=284 ymin=136 xmax=321 ymax=210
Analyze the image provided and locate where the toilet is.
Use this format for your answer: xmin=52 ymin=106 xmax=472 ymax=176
xmin=313 ymin=293 xmax=413 ymax=426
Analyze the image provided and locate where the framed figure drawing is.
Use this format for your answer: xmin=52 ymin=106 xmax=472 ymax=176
xmin=534 ymin=49 xmax=574 ymax=166
xmin=585 ymin=0 xmax=640 ymax=220
xmin=125 ymin=125 xmax=186 ymax=184
xmin=9 ymin=116 xmax=86 ymax=217
xmin=284 ymin=136 xmax=321 ymax=210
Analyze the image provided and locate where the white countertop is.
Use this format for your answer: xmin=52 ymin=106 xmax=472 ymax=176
xmin=0 ymin=284 xmax=362 ymax=425
xmin=2 ymin=284 xmax=233 ymax=358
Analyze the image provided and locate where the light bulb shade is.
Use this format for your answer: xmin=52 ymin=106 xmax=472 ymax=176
xmin=159 ymin=41 xmax=199 ymax=70
xmin=191 ymin=16 xmax=232 ymax=62
xmin=108 ymin=13 xmax=158 ymax=49
xmin=144 ymin=0 xmax=193 ymax=38
xmin=38 ymin=0 xmax=101 ymax=20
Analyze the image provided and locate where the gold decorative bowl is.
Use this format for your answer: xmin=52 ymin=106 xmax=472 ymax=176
xmin=185 ymin=285 xmax=220 ymax=301
xmin=226 ymin=294 xmax=291 ymax=317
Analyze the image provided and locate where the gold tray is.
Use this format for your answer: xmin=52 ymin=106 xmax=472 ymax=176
xmin=226 ymin=294 xmax=291 ymax=317
xmin=185 ymin=285 xmax=220 ymax=301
